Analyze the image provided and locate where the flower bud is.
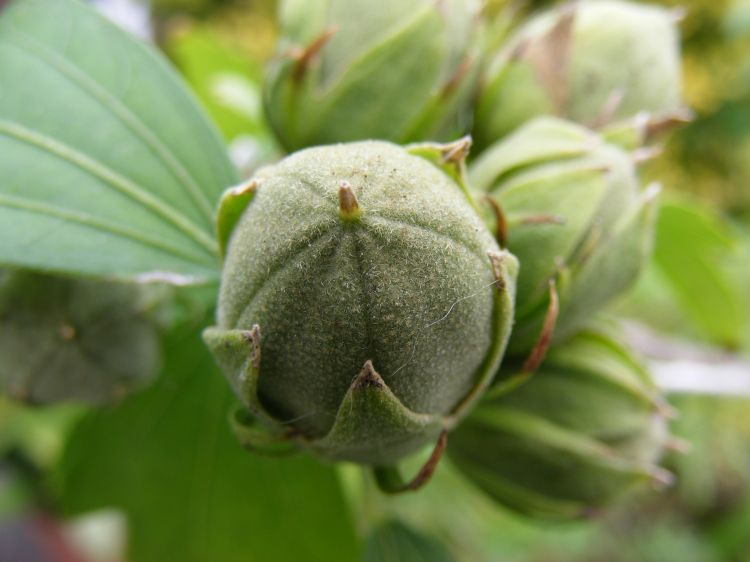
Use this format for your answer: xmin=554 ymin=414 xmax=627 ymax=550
xmin=470 ymin=117 xmax=658 ymax=354
xmin=449 ymin=328 xmax=673 ymax=519
xmin=474 ymin=0 xmax=682 ymax=148
xmin=0 ymin=271 xmax=162 ymax=405
xmin=204 ymin=140 xmax=518 ymax=465
xmin=264 ymin=0 xmax=481 ymax=151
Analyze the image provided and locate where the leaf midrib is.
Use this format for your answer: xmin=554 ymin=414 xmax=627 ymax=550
xmin=0 ymin=120 xmax=217 ymax=258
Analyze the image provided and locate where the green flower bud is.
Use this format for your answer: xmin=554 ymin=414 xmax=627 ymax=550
xmin=470 ymin=117 xmax=659 ymax=354
xmin=264 ymin=0 xmax=481 ymax=152
xmin=474 ymin=0 xmax=682 ymax=148
xmin=204 ymin=141 xmax=518 ymax=465
xmin=448 ymin=328 xmax=673 ymax=519
xmin=0 ymin=271 xmax=162 ymax=405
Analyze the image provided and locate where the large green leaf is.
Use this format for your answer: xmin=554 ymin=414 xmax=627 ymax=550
xmin=653 ymin=199 xmax=745 ymax=347
xmin=56 ymin=317 xmax=361 ymax=562
xmin=0 ymin=0 xmax=238 ymax=283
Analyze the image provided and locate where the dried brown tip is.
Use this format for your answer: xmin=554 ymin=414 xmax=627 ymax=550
xmin=338 ymin=181 xmax=361 ymax=221
xmin=229 ymin=178 xmax=260 ymax=197
xmin=483 ymin=195 xmax=508 ymax=248
xmin=643 ymin=109 xmax=693 ymax=140
xmin=242 ymin=324 xmax=262 ymax=370
xmin=487 ymin=250 xmax=511 ymax=293
xmin=291 ymin=27 xmax=338 ymax=83
xmin=522 ymin=278 xmax=560 ymax=375
xmin=353 ymin=360 xmax=385 ymax=390
xmin=440 ymin=136 xmax=473 ymax=166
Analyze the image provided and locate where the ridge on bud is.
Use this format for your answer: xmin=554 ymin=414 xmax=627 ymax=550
xmin=204 ymin=140 xmax=518 ymax=468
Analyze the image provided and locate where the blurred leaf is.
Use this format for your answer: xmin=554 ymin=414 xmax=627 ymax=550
xmin=164 ymin=23 xmax=281 ymax=176
xmin=362 ymin=520 xmax=456 ymax=562
xmin=0 ymin=398 xmax=85 ymax=468
xmin=56 ymin=319 xmax=361 ymax=562
xmin=165 ymin=24 xmax=267 ymax=140
xmin=0 ymin=0 xmax=237 ymax=282
xmin=652 ymin=199 xmax=745 ymax=347
xmin=708 ymin=491 xmax=750 ymax=560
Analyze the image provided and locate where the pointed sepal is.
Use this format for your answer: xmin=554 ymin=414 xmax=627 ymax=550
xmin=407 ymin=136 xmax=476 ymax=207
xmin=216 ymin=179 xmax=259 ymax=261
xmin=558 ymin=183 xmax=660 ymax=339
xmin=202 ymin=326 xmax=277 ymax=426
xmin=469 ymin=117 xmax=597 ymax=192
xmin=310 ymin=360 xmax=444 ymax=465
xmin=513 ymin=5 xmax=575 ymax=112
xmin=600 ymin=109 xmax=693 ymax=150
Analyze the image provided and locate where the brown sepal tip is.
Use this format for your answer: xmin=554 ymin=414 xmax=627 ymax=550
xmin=291 ymin=27 xmax=338 ymax=83
xmin=440 ymin=136 xmax=472 ymax=167
xmin=338 ymin=181 xmax=361 ymax=220
xmin=241 ymin=324 xmax=262 ymax=370
xmin=352 ymin=360 xmax=385 ymax=391
xmin=487 ymin=250 xmax=511 ymax=293
xmin=229 ymin=178 xmax=260 ymax=197
xmin=641 ymin=108 xmax=693 ymax=140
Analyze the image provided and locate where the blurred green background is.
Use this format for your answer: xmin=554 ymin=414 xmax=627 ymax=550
xmin=1 ymin=0 xmax=750 ymax=560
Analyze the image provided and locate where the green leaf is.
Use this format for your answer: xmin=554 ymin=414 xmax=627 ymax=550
xmin=653 ymin=199 xmax=745 ymax=347
xmin=0 ymin=0 xmax=238 ymax=283
xmin=56 ymin=319 xmax=361 ymax=562
xmin=164 ymin=24 xmax=269 ymax=141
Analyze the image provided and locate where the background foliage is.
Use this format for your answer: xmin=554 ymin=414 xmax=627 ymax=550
xmin=1 ymin=0 xmax=750 ymax=561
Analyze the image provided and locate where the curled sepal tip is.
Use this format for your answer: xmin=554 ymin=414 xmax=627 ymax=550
xmin=374 ymin=431 xmax=448 ymax=494
xmin=202 ymin=326 xmax=275 ymax=427
xmin=216 ymin=179 xmax=259 ymax=261
xmin=311 ymin=361 xmax=444 ymax=465
xmin=407 ymin=136 xmax=475 ymax=207
xmin=600 ymin=108 xmax=693 ymax=150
